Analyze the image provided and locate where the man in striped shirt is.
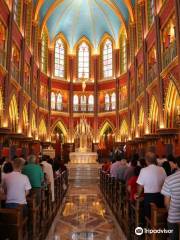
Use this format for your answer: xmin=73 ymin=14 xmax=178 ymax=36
xmin=161 ymin=156 xmax=180 ymax=240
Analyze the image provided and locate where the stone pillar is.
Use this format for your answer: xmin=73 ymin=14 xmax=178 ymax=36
xmin=36 ymin=69 xmax=40 ymax=138
xmin=174 ymin=0 xmax=180 ymax=72
xmin=47 ymin=77 xmax=51 ymax=140
xmin=115 ymin=49 xmax=120 ymax=133
xmin=69 ymin=55 xmax=74 ymax=142
xmin=4 ymin=4 xmax=14 ymax=126
xmin=93 ymin=55 xmax=99 ymax=142
xmin=141 ymin=2 xmax=149 ymax=136
xmin=154 ymin=9 xmax=164 ymax=128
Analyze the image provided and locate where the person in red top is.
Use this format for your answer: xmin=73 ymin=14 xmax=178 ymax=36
xmin=102 ymin=159 xmax=111 ymax=173
xmin=127 ymin=166 xmax=141 ymax=201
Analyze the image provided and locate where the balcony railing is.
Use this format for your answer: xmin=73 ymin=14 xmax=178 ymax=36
xmin=162 ymin=41 xmax=177 ymax=69
xmin=11 ymin=62 xmax=20 ymax=84
xmin=148 ymin=63 xmax=158 ymax=85
xmin=0 ymin=49 xmax=6 ymax=68
xmin=119 ymin=100 xmax=128 ymax=110
xmin=74 ymin=104 xmax=94 ymax=113
xmin=51 ymin=103 xmax=69 ymax=113
xmin=99 ymin=103 xmax=116 ymax=113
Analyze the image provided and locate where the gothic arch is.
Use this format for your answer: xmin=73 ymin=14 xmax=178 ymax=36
xmin=99 ymin=120 xmax=115 ymax=137
xmin=50 ymin=119 xmax=68 ymax=137
xmin=149 ymin=95 xmax=159 ymax=133
xmin=119 ymin=119 xmax=128 ymax=141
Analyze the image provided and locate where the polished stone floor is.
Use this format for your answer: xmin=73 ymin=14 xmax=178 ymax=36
xmin=46 ymin=180 xmax=126 ymax=240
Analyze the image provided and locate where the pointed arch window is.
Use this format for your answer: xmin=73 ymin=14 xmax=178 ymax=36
xmin=51 ymin=92 xmax=56 ymax=110
xmin=14 ymin=0 xmax=22 ymax=27
xmin=105 ymin=94 xmax=110 ymax=111
xmin=88 ymin=95 xmax=94 ymax=112
xmin=147 ymin=0 xmax=155 ymax=27
xmin=73 ymin=95 xmax=79 ymax=112
xmin=111 ymin=92 xmax=116 ymax=110
xmin=54 ymin=39 xmax=65 ymax=78
xmin=41 ymin=30 xmax=48 ymax=74
xmin=78 ymin=42 xmax=89 ymax=79
xmin=57 ymin=93 xmax=62 ymax=111
xmin=80 ymin=95 xmax=86 ymax=112
xmin=103 ymin=39 xmax=113 ymax=78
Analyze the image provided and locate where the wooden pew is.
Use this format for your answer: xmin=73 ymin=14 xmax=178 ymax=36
xmin=129 ymin=198 xmax=144 ymax=240
xmin=0 ymin=206 xmax=28 ymax=240
xmin=27 ymin=193 xmax=41 ymax=240
xmin=145 ymin=203 xmax=168 ymax=240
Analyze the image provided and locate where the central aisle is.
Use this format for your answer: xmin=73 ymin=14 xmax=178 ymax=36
xmin=46 ymin=180 xmax=126 ymax=240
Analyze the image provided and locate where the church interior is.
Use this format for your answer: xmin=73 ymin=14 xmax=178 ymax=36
xmin=0 ymin=0 xmax=180 ymax=239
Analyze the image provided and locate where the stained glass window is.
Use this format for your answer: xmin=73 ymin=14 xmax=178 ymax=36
xmin=51 ymin=92 xmax=56 ymax=110
xmin=103 ymin=39 xmax=113 ymax=78
xmin=78 ymin=42 xmax=89 ymax=79
xmin=55 ymin=39 xmax=65 ymax=77
xmin=88 ymin=95 xmax=94 ymax=112
xmin=105 ymin=94 xmax=110 ymax=111
xmin=14 ymin=0 xmax=21 ymax=27
xmin=111 ymin=92 xmax=116 ymax=110
xmin=57 ymin=93 xmax=62 ymax=110
xmin=73 ymin=95 xmax=79 ymax=112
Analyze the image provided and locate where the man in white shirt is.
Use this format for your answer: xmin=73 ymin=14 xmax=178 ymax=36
xmin=136 ymin=152 xmax=167 ymax=218
xmin=2 ymin=158 xmax=31 ymax=215
xmin=41 ymin=156 xmax=54 ymax=202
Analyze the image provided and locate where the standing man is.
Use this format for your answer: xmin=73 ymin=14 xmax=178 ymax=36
xmin=161 ymin=156 xmax=180 ymax=240
xmin=22 ymin=155 xmax=44 ymax=205
xmin=136 ymin=152 xmax=167 ymax=218
xmin=2 ymin=158 xmax=31 ymax=214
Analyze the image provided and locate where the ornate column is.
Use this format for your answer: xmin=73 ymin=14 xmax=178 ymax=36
xmin=141 ymin=1 xmax=149 ymax=136
xmin=69 ymin=54 xmax=74 ymax=142
xmin=153 ymin=1 xmax=164 ymax=129
xmin=18 ymin=1 xmax=28 ymax=133
xmin=93 ymin=54 xmax=99 ymax=142
xmin=36 ymin=69 xmax=40 ymax=138
xmin=4 ymin=2 xmax=14 ymax=127
xmin=115 ymin=49 xmax=120 ymax=134
xmin=29 ymin=21 xmax=37 ymax=137
xmin=174 ymin=0 xmax=180 ymax=72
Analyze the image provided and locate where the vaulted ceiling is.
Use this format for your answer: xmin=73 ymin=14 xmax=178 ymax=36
xmin=33 ymin=0 xmax=135 ymax=48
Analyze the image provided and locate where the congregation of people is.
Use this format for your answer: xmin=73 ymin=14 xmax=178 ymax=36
xmin=102 ymin=149 xmax=180 ymax=240
xmin=0 ymin=154 xmax=67 ymax=214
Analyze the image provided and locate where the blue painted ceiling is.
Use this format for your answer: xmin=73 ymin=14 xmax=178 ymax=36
xmin=33 ymin=0 xmax=135 ymax=48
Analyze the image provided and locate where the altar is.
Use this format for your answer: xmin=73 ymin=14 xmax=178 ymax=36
xmin=69 ymin=152 xmax=97 ymax=164
xmin=69 ymin=116 xmax=98 ymax=164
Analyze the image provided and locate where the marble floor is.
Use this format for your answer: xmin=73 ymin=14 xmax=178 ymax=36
xmin=46 ymin=180 xmax=126 ymax=240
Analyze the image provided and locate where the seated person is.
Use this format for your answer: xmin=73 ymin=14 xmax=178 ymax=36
xmin=110 ymin=156 xmax=122 ymax=178
xmin=2 ymin=158 xmax=31 ymax=215
xmin=22 ymin=155 xmax=44 ymax=205
xmin=102 ymin=159 xmax=111 ymax=173
xmin=117 ymin=159 xmax=128 ymax=181
xmin=127 ymin=166 xmax=142 ymax=201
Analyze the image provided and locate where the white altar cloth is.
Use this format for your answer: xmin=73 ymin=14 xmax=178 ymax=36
xmin=69 ymin=152 xmax=97 ymax=164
